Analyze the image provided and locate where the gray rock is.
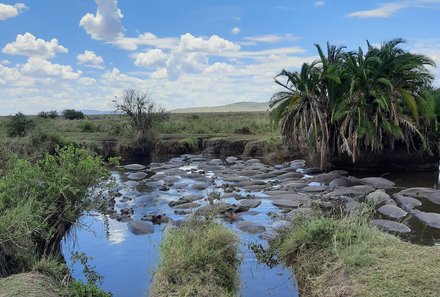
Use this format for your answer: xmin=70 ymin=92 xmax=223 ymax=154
xmin=226 ymin=156 xmax=238 ymax=164
xmin=286 ymin=208 xmax=314 ymax=220
xmin=127 ymin=221 xmax=154 ymax=235
xmin=378 ymin=205 xmax=407 ymax=219
xmin=329 ymin=177 xmax=356 ymax=187
xmin=300 ymin=185 xmax=329 ymax=193
xmin=412 ymin=210 xmax=440 ymax=229
xmin=236 ymin=221 xmax=266 ymax=234
xmin=345 ymin=200 xmax=362 ymax=212
xmin=222 ymin=175 xmax=250 ymax=183
xmin=192 ymin=183 xmax=209 ymax=191
xmin=240 ymin=199 xmax=261 ymax=208
xmin=238 ymin=170 xmax=261 ymax=177
xmin=124 ymin=180 xmax=140 ymax=187
xmin=366 ymin=189 xmax=392 ymax=205
xmin=348 ymin=185 xmax=376 ymax=195
xmin=359 ymin=177 xmax=395 ymax=188
xmin=393 ymin=193 xmax=422 ymax=210
xmin=252 ymin=172 xmax=278 ymax=180
xmin=371 ymin=219 xmax=411 ymax=233
xmin=277 ymin=172 xmax=303 ymax=180
xmin=128 ymin=172 xmax=148 ymax=180
xmin=399 ymin=187 xmax=440 ymax=205
xmin=312 ymin=173 xmax=342 ymax=184
xmin=173 ymin=202 xmax=200 ymax=209
xmin=245 ymin=159 xmax=261 ymax=165
xmin=303 ymin=167 xmax=322 ymax=175
xmin=150 ymin=173 xmax=166 ymax=181
xmin=272 ymin=199 xmax=300 ymax=208
xmin=123 ymin=164 xmax=146 ymax=171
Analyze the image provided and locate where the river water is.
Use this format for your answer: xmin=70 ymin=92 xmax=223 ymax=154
xmin=62 ymin=155 xmax=440 ymax=296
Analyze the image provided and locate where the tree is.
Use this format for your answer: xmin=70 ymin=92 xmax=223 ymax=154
xmin=63 ymin=109 xmax=84 ymax=120
xmin=271 ymin=39 xmax=437 ymax=170
xmin=6 ymin=112 xmax=35 ymax=137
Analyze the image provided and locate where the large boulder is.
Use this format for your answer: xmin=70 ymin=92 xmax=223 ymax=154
xmin=371 ymin=219 xmax=411 ymax=233
xmin=127 ymin=221 xmax=154 ymax=235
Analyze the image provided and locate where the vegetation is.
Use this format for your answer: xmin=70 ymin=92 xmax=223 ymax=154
xmin=150 ymin=219 xmax=239 ymax=297
xmin=38 ymin=111 xmax=58 ymax=119
xmin=270 ymin=39 xmax=439 ymax=169
xmin=6 ymin=112 xmax=35 ymax=137
xmin=0 ymin=145 xmax=109 ymax=277
xmin=63 ymin=109 xmax=85 ymax=120
xmin=266 ymin=206 xmax=440 ymax=296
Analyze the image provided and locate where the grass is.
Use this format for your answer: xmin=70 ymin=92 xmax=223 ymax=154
xmin=150 ymin=219 xmax=240 ymax=297
xmin=0 ymin=272 xmax=65 ymax=297
xmin=270 ymin=205 xmax=440 ymax=297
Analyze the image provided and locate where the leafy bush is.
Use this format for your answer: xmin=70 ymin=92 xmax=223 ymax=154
xmin=63 ymin=109 xmax=85 ymax=120
xmin=0 ymin=145 xmax=109 ymax=276
xmin=78 ymin=121 xmax=95 ymax=132
xmin=6 ymin=112 xmax=35 ymax=137
xmin=37 ymin=110 xmax=58 ymax=119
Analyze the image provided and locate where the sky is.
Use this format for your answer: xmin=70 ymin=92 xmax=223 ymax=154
xmin=0 ymin=0 xmax=439 ymax=115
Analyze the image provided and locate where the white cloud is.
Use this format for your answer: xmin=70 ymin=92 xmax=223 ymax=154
xmin=178 ymin=33 xmax=240 ymax=53
xmin=77 ymin=50 xmax=104 ymax=68
xmin=2 ymin=32 xmax=68 ymax=58
xmin=79 ymin=0 xmax=124 ymax=41
xmin=114 ymin=33 xmax=179 ymax=51
xmin=314 ymin=1 xmax=325 ymax=7
xmin=134 ymin=49 xmax=168 ymax=68
xmin=231 ymin=27 xmax=240 ymax=35
xmin=0 ymin=2 xmax=27 ymax=21
xmin=347 ymin=1 xmax=440 ymax=19
xmin=243 ymin=34 xmax=298 ymax=43
xmin=20 ymin=57 xmax=81 ymax=79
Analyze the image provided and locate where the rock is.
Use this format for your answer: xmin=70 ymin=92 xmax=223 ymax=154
xmin=412 ymin=210 xmax=440 ymax=229
xmin=163 ymin=176 xmax=180 ymax=183
xmin=236 ymin=221 xmax=266 ymax=234
xmin=208 ymin=159 xmax=222 ymax=165
xmin=290 ymin=160 xmax=305 ymax=170
xmin=242 ymin=185 xmax=267 ymax=192
xmin=359 ymin=177 xmax=395 ymax=188
xmin=173 ymin=202 xmax=200 ymax=209
xmin=192 ymin=183 xmax=209 ymax=191
xmin=272 ymin=199 xmax=300 ymax=209
xmin=123 ymin=164 xmax=146 ymax=171
xmin=371 ymin=219 xmax=411 ymax=233
xmin=222 ymin=175 xmax=250 ymax=183
xmin=150 ymin=173 xmax=166 ymax=181
xmin=281 ymin=181 xmax=308 ymax=190
xmin=226 ymin=156 xmax=238 ymax=164
xmin=245 ymin=159 xmax=261 ymax=165
xmin=235 ymin=180 xmax=266 ymax=187
xmin=127 ymin=221 xmax=154 ymax=235
xmin=378 ymin=205 xmax=407 ymax=219
xmin=277 ymin=172 xmax=303 ymax=180
xmin=286 ymin=208 xmax=314 ymax=219
xmin=399 ymin=187 xmax=440 ymax=205
xmin=252 ymin=172 xmax=278 ymax=180
xmin=329 ymin=177 xmax=356 ymax=187
xmin=189 ymin=157 xmax=207 ymax=162
xmin=238 ymin=170 xmax=261 ymax=177
xmin=393 ymin=193 xmax=422 ymax=210
xmin=127 ymin=172 xmax=148 ymax=180
xmin=348 ymin=185 xmax=375 ymax=195
xmin=303 ymin=167 xmax=322 ymax=175
xmin=300 ymin=185 xmax=329 ymax=193
xmin=182 ymin=194 xmax=204 ymax=202
xmin=240 ymin=199 xmax=261 ymax=208
xmin=312 ymin=173 xmax=342 ymax=184
xmin=124 ymin=180 xmax=140 ymax=187
xmin=366 ymin=189 xmax=392 ymax=205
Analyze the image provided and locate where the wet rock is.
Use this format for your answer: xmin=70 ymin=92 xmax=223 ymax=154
xmin=277 ymin=172 xmax=303 ymax=180
xmin=127 ymin=220 xmax=154 ymax=235
xmin=378 ymin=205 xmax=407 ymax=219
xmin=222 ymin=175 xmax=250 ymax=183
xmin=329 ymin=177 xmax=355 ymax=187
xmin=141 ymin=214 xmax=170 ymax=224
xmin=328 ymin=170 xmax=349 ymax=176
xmin=236 ymin=221 xmax=266 ymax=234
xmin=240 ymin=199 xmax=261 ymax=208
xmin=163 ymin=176 xmax=179 ymax=183
xmin=127 ymin=172 xmax=148 ymax=180
xmin=242 ymin=185 xmax=267 ymax=192
xmin=189 ymin=157 xmax=207 ymax=162
xmin=412 ymin=210 xmax=440 ymax=229
xmin=173 ymin=202 xmax=200 ymax=209
xmin=280 ymin=181 xmax=308 ymax=190
xmin=252 ymin=172 xmax=278 ymax=180
xmin=122 ymin=190 xmax=140 ymax=198
xmin=366 ymin=189 xmax=392 ymax=205
xmin=208 ymin=159 xmax=222 ymax=165
xmin=171 ymin=182 xmax=188 ymax=190
xmin=238 ymin=170 xmax=261 ymax=177
xmin=359 ymin=177 xmax=395 ymax=188
xmin=300 ymin=185 xmax=329 ymax=193
xmin=272 ymin=199 xmax=300 ymax=209
xmin=371 ymin=219 xmax=411 ymax=233
xmin=393 ymin=193 xmax=422 ymax=210
xmin=123 ymin=164 xmax=146 ymax=171
xmin=245 ymin=159 xmax=261 ymax=165
xmin=311 ymin=173 xmax=342 ymax=184
xmin=290 ymin=160 xmax=305 ymax=170
xmin=150 ymin=173 xmax=166 ymax=181
xmin=235 ymin=180 xmax=266 ymax=187
xmin=192 ymin=183 xmax=209 ymax=191
xmin=303 ymin=167 xmax=322 ymax=175
xmin=348 ymin=185 xmax=376 ymax=195
xmin=124 ymin=180 xmax=140 ymax=187
xmin=226 ymin=156 xmax=238 ymax=164
xmin=399 ymin=187 xmax=440 ymax=205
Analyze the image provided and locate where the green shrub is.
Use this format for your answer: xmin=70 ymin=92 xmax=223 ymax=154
xmin=37 ymin=111 xmax=58 ymax=119
xmin=63 ymin=109 xmax=85 ymax=120
xmin=78 ymin=121 xmax=95 ymax=133
xmin=6 ymin=112 xmax=35 ymax=137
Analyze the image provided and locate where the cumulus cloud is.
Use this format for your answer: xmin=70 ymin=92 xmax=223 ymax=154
xmin=2 ymin=32 xmax=68 ymax=58
xmin=0 ymin=2 xmax=27 ymax=21
xmin=231 ymin=27 xmax=240 ymax=35
xmin=314 ymin=1 xmax=325 ymax=7
xmin=77 ymin=50 xmax=104 ymax=68
xmin=21 ymin=57 xmax=82 ymax=79
xmin=134 ymin=49 xmax=168 ymax=68
xmin=178 ymin=33 xmax=240 ymax=53
xmin=79 ymin=0 xmax=124 ymax=41
xmin=243 ymin=34 xmax=298 ymax=44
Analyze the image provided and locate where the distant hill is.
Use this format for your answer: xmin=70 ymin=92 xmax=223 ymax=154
xmin=81 ymin=110 xmax=120 ymax=115
xmin=171 ymin=102 xmax=269 ymax=113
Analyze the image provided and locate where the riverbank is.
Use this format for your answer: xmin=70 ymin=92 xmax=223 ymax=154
xmin=271 ymin=207 xmax=440 ymax=297
xmin=0 ymin=272 xmax=64 ymax=297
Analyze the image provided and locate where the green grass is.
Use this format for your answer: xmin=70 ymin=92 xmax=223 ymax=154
xmin=270 ymin=206 xmax=440 ymax=297
xmin=150 ymin=219 xmax=240 ymax=297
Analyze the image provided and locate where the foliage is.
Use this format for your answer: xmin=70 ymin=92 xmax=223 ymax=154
xmin=150 ymin=219 xmax=239 ymax=297
xmin=0 ymin=145 xmax=109 ymax=277
xmin=270 ymin=39 xmax=437 ymax=169
xmin=63 ymin=109 xmax=85 ymax=120
xmin=38 ymin=111 xmax=58 ymax=119
xmin=6 ymin=112 xmax=36 ymax=137
xmin=78 ymin=121 xmax=96 ymax=132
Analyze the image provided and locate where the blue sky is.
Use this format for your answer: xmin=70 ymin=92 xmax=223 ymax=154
xmin=0 ymin=0 xmax=439 ymax=114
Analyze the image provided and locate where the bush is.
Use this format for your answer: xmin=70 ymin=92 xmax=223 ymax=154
xmin=37 ymin=111 xmax=58 ymax=119
xmin=63 ymin=109 xmax=85 ymax=120
xmin=78 ymin=121 xmax=95 ymax=133
xmin=6 ymin=112 xmax=35 ymax=137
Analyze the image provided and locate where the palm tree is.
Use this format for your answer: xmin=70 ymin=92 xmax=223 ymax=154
xmin=271 ymin=39 xmax=436 ymax=170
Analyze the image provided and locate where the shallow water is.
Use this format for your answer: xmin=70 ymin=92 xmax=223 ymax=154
xmin=63 ymin=158 xmax=298 ymax=297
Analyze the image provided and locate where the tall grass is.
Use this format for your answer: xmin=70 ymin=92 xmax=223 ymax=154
xmin=150 ymin=219 xmax=239 ymax=297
